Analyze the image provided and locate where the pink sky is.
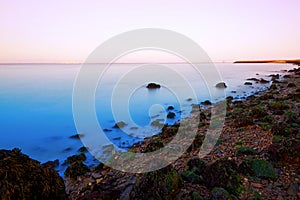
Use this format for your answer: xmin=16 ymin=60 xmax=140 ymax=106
xmin=0 ymin=0 xmax=299 ymax=63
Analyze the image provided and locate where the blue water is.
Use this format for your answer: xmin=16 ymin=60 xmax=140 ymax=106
xmin=0 ymin=63 xmax=296 ymax=170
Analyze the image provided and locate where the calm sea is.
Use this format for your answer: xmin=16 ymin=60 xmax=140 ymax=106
xmin=0 ymin=63 xmax=296 ymax=171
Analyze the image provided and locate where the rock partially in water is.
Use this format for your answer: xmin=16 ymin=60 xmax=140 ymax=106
xmin=42 ymin=159 xmax=59 ymax=169
xmin=244 ymin=81 xmax=253 ymax=85
xmin=64 ymin=162 xmax=90 ymax=179
xmin=69 ymin=133 xmax=84 ymax=139
xmin=167 ymin=112 xmax=176 ymax=119
xmin=215 ymin=82 xmax=227 ymax=88
xmin=0 ymin=148 xmax=67 ymax=199
xmin=63 ymin=153 xmax=86 ymax=165
xmin=146 ymin=83 xmax=161 ymax=89
xmin=113 ymin=121 xmax=127 ymax=128
xmin=260 ymin=78 xmax=270 ymax=84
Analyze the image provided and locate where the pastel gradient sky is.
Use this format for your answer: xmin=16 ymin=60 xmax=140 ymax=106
xmin=0 ymin=0 xmax=299 ymax=63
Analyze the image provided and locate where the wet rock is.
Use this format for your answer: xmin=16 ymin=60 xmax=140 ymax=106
xmin=113 ymin=121 xmax=127 ymax=128
xmin=64 ymin=162 xmax=90 ymax=179
xmin=42 ymin=159 xmax=59 ymax=169
xmin=78 ymin=146 xmax=88 ymax=153
xmin=69 ymin=133 xmax=84 ymax=139
xmin=130 ymin=165 xmax=181 ymax=200
xmin=167 ymin=112 xmax=176 ymax=119
xmin=244 ymin=82 xmax=253 ymax=85
xmin=0 ymin=148 xmax=67 ymax=199
xmin=270 ymin=84 xmax=278 ymax=90
xmin=167 ymin=105 xmax=175 ymax=110
xmin=201 ymin=100 xmax=212 ymax=105
xmin=63 ymin=153 xmax=86 ymax=165
xmin=146 ymin=83 xmax=161 ymax=89
xmin=260 ymin=78 xmax=270 ymax=83
xmin=203 ymin=159 xmax=243 ymax=195
xmin=216 ymin=82 xmax=227 ymax=88
xmin=247 ymin=78 xmax=260 ymax=82
xmin=150 ymin=119 xmax=164 ymax=128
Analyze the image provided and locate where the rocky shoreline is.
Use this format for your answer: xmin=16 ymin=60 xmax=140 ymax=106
xmin=1 ymin=65 xmax=300 ymax=199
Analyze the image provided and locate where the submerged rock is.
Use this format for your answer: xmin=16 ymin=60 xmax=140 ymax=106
xmin=0 ymin=148 xmax=67 ymax=199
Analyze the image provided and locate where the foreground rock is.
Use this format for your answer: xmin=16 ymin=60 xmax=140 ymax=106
xmin=130 ymin=165 xmax=181 ymax=199
xmin=0 ymin=148 xmax=67 ymax=200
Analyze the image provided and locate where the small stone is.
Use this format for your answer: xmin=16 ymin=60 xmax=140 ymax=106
xmin=251 ymin=182 xmax=263 ymax=188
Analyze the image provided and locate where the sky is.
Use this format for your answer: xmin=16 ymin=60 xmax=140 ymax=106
xmin=0 ymin=0 xmax=300 ymax=63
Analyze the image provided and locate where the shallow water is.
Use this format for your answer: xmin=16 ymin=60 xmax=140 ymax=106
xmin=0 ymin=63 xmax=296 ymax=171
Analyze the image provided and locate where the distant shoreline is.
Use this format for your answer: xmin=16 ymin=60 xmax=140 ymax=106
xmin=234 ymin=59 xmax=300 ymax=64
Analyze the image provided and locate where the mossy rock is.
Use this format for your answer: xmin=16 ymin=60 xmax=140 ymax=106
xmin=209 ymin=187 xmax=232 ymax=200
xmin=250 ymin=106 xmax=268 ymax=119
xmin=235 ymin=146 xmax=258 ymax=156
xmin=191 ymin=192 xmax=204 ymax=200
xmin=0 ymin=148 xmax=67 ymax=200
xmin=203 ymin=159 xmax=243 ymax=195
xmin=187 ymin=157 xmax=206 ymax=175
xmin=271 ymin=122 xmax=293 ymax=136
xmin=181 ymin=170 xmax=202 ymax=183
xmin=129 ymin=165 xmax=181 ymax=200
xmin=251 ymin=159 xmax=276 ymax=179
xmin=268 ymin=139 xmax=300 ymax=164
xmin=64 ymin=161 xmax=90 ymax=179
xmin=239 ymin=158 xmax=276 ymax=180
xmin=268 ymin=101 xmax=289 ymax=111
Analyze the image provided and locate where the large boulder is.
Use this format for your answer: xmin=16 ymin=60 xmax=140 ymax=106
xmin=203 ymin=159 xmax=243 ymax=195
xmin=0 ymin=148 xmax=67 ymax=200
xmin=130 ymin=165 xmax=181 ymax=199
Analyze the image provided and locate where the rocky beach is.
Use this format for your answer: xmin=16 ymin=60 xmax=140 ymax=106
xmin=1 ymin=64 xmax=300 ymax=200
